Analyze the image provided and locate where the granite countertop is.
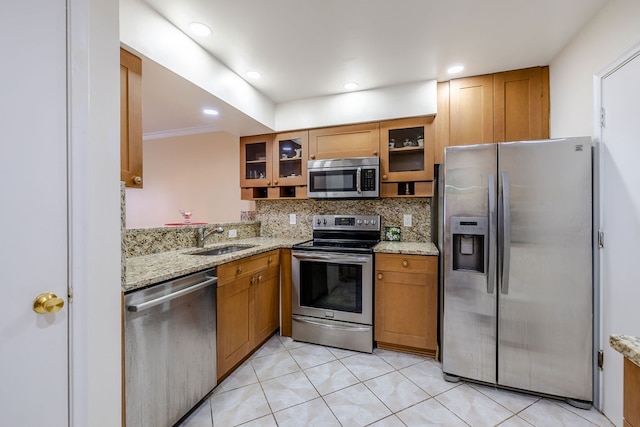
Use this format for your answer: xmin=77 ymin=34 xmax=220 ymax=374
xmin=125 ymin=238 xmax=440 ymax=292
xmin=610 ymin=334 xmax=640 ymax=368
xmin=374 ymin=241 xmax=439 ymax=256
xmin=124 ymin=237 xmax=306 ymax=292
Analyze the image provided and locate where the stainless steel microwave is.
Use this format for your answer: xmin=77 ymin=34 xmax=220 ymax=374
xmin=307 ymin=157 xmax=379 ymax=199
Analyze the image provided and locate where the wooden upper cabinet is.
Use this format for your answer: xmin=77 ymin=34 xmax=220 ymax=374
xmin=240 ymin=134 xmax=274 ymax=188
xmin=494 ymin=67 xmax=549 ymax=142
xmin=120 ymin=48 xmax=143 ymax=188
xmin=272 ymin=130 xmax=308 ymax=187
xmin=449 ymin=74 xmax=494 ymax=147
xmin=379 ymin=116 xmax=435 ymax=183
xmin=308 ymin=122 xmax=380 ymax=160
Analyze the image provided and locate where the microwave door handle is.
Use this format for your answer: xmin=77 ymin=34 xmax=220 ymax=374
xmin=356 ymin=167 xmax=362 ymax=194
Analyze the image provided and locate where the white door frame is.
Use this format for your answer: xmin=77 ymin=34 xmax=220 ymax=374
xmin=593 ymin=37 xmax=640 ymax=422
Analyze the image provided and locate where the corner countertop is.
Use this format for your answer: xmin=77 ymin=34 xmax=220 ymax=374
xmin=374 ymin=241 xmax=439 ymax=256
xmin=610 ymin=334 xmax=640 ymax=368
xmin=125 ymin=238 xmax=440 ymax=292
xmin=124 ymin=237 xmax=306 ymax=292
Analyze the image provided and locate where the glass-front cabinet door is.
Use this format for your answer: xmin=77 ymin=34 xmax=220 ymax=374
xmin=240 ymin=134 xmax=274 ymax=188
xmin=380 ymin=117 xmax=435 ymax=183
xmin=272 ymin=130 xmax=308 ymax=187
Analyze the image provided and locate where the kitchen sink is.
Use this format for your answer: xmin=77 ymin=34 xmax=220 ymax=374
xmin=190 ymin=245 xmax=256 ymax=256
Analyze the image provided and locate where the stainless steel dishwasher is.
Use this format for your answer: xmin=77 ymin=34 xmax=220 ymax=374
xmin=124 ymin=268 xmax=217 ymax=427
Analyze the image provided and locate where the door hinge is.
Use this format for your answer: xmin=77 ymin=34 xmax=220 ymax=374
xmin=598 ymin=230 xmax=605 ymax=248
xmin=600 ymin=107 xmax=606 ymax=128
xmin=598 ymin=350 xmax=604 ymax=370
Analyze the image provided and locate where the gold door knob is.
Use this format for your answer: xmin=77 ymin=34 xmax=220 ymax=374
xmin=133 ymin=176 xmax=142 ymax=185
xmin=33 ymin=293 xmax=64 ymax=314
xmin=377 ymin=273 xmax=383 ymax=280
xmin=402 ymin=260 xmax=409 ymax=268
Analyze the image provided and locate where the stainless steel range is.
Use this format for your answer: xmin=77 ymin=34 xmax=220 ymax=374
xmin=291 ymin=214 xmax=380 ymax=353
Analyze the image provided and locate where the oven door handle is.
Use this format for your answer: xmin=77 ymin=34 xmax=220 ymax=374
xmin=293 ymin=316 xmax=371 ymax=332
xmin=292 ymin=253 xmax=371 ymax=264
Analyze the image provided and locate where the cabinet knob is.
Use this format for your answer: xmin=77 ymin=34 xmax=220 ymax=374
xmin=373 ymin=151 xmax=378 ymax=156
xmin=402 ymin=260 xmax=409 ymax=268
xmin=274 ymin=180 xmax=278 ymax=185
xmin=382 ymin=174 xmax=388 ymax=180
xmin=237 ymin=266 xmax=243 ymax=274
xmin=310 ymin=154 xmax=315 ymax=159
xmin=377 ymin=273 xmax=383 ymax=280
xmin=133 ymin=176 xmax=142 ymax=185
xmin=257 ymin=275 xmax=263 ymax=282
xmin=250 ymin=277 xmax=256 ymax=285
xmin=268 ymin=257 xmax=273 ymax=264
xmin=266 ymin=180 xmax=271 ymax=185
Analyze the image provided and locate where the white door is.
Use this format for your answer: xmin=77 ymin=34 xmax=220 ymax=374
xmin=0 ymin=1 xmax=69 ymax=425
xmin=599 ymin=47 xmax=640 ymax=425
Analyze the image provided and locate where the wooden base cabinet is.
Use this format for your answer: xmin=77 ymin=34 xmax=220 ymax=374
xmin=374 ymin=253 xmax=438 ymax=357
xmin=625 ymin=358 xmax=640 ymax=427
xmin=217 ymin=250 xmax=280 ymax=380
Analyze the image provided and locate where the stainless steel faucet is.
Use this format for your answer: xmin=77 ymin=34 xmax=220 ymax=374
xmin=196 ymin=226 xmax=224 ymax=248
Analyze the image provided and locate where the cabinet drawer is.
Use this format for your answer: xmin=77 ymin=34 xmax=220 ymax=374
xmin=375 ymin=253 xmax=437 ymax=273
xmin=218 ymin=250 xmax=280 ymax=284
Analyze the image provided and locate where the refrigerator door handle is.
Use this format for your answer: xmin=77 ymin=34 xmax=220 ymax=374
xmin=501 ymin=171 xmax=511 ymax=294
xmin=487 ymin=173 xmax=496 ymax=294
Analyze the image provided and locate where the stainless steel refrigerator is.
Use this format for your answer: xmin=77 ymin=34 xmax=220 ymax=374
xmin=441 ymin=137 xmax=593 ymax=406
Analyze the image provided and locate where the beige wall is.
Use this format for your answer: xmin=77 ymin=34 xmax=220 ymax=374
xmin=125 ymin=131 xmax=253 ymax=228
xmin=549 ymin=0 xmax=640 ymax=137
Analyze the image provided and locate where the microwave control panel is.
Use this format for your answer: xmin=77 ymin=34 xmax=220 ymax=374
xmin=361 ymin=168 xmax=377 ymax=191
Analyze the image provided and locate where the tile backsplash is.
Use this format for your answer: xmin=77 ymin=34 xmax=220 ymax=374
xmin=256 ymin=198 xmax=431 ymax=242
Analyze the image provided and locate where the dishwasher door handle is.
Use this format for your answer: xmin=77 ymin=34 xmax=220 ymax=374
xmin=127 ymin=276 xmax=218 ymax=312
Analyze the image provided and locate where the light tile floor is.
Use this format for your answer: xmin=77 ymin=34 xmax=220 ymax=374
xmin=179 ymin=334 xmax=614 ymax=427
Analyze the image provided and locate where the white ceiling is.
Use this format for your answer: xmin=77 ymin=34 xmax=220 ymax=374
xmin=134 ymin=0 xmax=608 ymax=138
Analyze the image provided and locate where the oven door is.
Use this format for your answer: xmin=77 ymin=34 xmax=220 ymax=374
xmin=291 ymin=250 xmax=373 ymax=324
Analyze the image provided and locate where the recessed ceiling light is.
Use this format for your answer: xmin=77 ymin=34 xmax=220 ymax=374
xmin=189 ymin=22 xmax=212 ymax=37
xmin=203 ymin=108 xmax=219 ymax=116
xmin=246 ymin=71 xmax=262 ymax=79
xmin=343 ymin=82 xmax=359 ymax=90
xmin=447 ymin=65 xmax=465 ymax=74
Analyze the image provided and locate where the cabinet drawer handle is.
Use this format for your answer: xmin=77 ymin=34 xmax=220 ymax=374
xmin=402 ymin=260 xmax=409 ymax=268
xmin=377 ymin=273 xmax=383 ymax=280
xmin=237 ymin=266 xmax=243 ymax=274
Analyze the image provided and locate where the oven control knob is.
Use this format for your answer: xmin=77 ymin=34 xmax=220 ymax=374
xmin=371 ymin=219 xmax=376 ymax=225
xmin=357 ymin=219 xmax=362 ymax=224
xmin=316 ymin=219 xmax=321 ymax=225
xmin=323 ymin=219 xmax=327 ymax=225
xmin=364 ymin=220 xmax=369 ymax=225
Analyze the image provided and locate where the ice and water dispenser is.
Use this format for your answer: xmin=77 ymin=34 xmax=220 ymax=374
xmin=450 ymin=217 xmax=487 ymax=273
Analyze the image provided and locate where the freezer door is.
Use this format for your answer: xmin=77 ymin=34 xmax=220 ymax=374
xmin=497 ymin=138 xmax=593 ymax=401
xmin=442 ymin=143 xmax=498 ymax=383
